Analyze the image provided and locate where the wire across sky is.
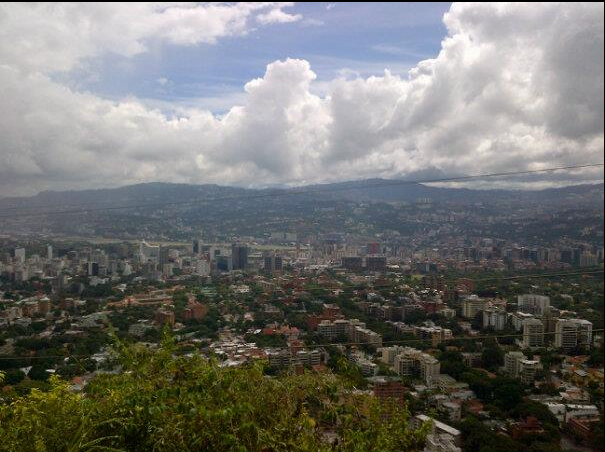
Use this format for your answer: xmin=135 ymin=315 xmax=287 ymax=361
xmin=0 ymin=162 xmax=602 ymax=219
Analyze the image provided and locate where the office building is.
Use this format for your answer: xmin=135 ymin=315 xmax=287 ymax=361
xmin=264 ymin=253 xmax=283 ymax=274
xmin=159 ymin=246 xmax=170 ymax=266
xmin=341 ymin=256 xmax=363 ymax=272
xmin=216 ymin=255 xmax=233 ymax=272
xmin=231 ymin=244 xmax=248 ymax=270
xmin=366 ymin=256 xmax=387 ymax=273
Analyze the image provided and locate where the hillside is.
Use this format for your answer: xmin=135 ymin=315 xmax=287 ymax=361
xmin=0 ymin=180 xmax=603 ymax=209
xmin=0 ymin=181 xmax=602 ymax=241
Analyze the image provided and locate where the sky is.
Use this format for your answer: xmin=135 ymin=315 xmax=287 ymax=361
xmin=0 ymin=2 xmax=603 ymax=196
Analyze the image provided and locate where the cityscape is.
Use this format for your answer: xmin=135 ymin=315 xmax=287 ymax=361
xmin=0 ymin=2 xmax=603 ymax=452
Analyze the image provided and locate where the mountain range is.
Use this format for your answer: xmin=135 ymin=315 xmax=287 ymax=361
xmin=1 ymin=180 xmax=603 ymax=211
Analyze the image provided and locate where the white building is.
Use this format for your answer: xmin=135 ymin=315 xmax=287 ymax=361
xmin=518 ymin=294 xmax=550 ymax=316
xmin=518 ymin=359 xmax=540 ymax=385
xmin=505 ymin=351 xmax=526 ymax=377
xmin=482 ymin=307 xmax=508 ymax=330
xmin=512 ymin=311 xmax=535 ymax=331
xmin=555 ymin=319 xmax=578 ymax=350
xmin=14 ymin=247 xmax=26 ymax=264
xmin=461 ymin=295 xmax=488 ymax=319
xmin=523 ymin=318 xmax=545 ymax=348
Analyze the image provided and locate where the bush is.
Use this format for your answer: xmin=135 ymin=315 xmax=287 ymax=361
xmin=0 ymin=338 xmax=428 ymax=451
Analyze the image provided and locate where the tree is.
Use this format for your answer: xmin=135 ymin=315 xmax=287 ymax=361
xmin=3 ymin=369 xmax=26 ymax=386
xmin=0 ymin=339 xmax=428 ymax=451
xmin=481 ymin=339 xmax=503 ymax=371
xmin=460 ymin=416 xmax=522 ymax=452
xmin=27 ymin=365 xmax=50 ymax=382
xmin=439 ymin=350 xmax=469 ymax=379
xmin=492 ymin=378 xmax=524 ymax=411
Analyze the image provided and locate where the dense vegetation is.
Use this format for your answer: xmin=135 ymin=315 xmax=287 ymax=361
xmin=0 ymin=337 xmax=428 ymax=452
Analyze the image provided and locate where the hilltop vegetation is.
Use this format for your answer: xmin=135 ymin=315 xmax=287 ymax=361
xmin=0 ymin=337 xmax=427 ymax=452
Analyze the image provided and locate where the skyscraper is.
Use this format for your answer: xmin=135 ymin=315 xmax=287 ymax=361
xmin=264 ymin=253 xmax=284 ymax=274
xmin=192 ymin=236 xmax=203 ymax=255
xmin=159 ymin=246 xmax=170 ymax=266
xmin=231 ymin=244 xmax=248 ymax=270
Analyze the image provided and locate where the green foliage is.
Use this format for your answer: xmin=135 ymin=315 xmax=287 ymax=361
xmin=460 ymin=416 xmax=521 ymax=452
xmin=0 ymin=339 xmax=427 ymax=451
xmin=3 ymin=369 xmax=25 ymax=386
xmin=28 ymin=365 xmax=51 ymax=382
xmin=480 ymin=338 xmax=503 ymax=372
xmin=244 ymin=333 xmax=287 ymax=348
xmin=439 ymin=350 xmax=469 ymax=380
xmin=460 ymin=370 xmax=525 ymax=413
xmin=512 ymin=400 xmax=559 ymax=427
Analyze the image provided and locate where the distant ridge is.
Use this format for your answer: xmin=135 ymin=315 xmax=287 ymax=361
xmin=0 ymin=180 xmax=602 ymax=210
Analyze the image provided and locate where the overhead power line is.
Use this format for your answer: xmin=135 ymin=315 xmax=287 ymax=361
xmin=0 ymin=162 xmax=602 ymax=219
xmin=0 ymin=329 xmax=602 ymax=361
xmin=299 ymin=269 xmax=604 ymax=293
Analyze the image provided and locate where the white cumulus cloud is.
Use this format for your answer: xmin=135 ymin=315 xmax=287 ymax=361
xmin=0 ymin=2 xmax=602 ymax=196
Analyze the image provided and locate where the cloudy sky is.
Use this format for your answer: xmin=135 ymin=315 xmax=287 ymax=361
xmin=0 ymin=2 xmax=603 ymax=196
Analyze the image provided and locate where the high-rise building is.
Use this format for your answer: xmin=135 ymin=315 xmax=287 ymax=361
xmin=216 ymin=255 xmax=233 ymax=272
xmin=88 ymin=262 xmax=99 ymax=277
xmin=342 ymin=256 xmax=363 ymax=272
xmin=231 ymin=244 xmax=248 ymax=270
xmin=482 ymin=307 xmax=508 ymax=330
xmin=419 ymin=354 xmax=441 ymax=384
xmin=461 ymin=295 xmax=488 ymax=319
xmin=274 ymin=255 xmax=283 ymax=271
xmin=573 ymin=319 xmax=593 ymax=346
xmin=46 ymin=244 xmax=53 ymax=260
xmin=505 ymin=351 xmax=526 ymax=377
xmin=518 ymin=294 xmax=550 ymax=316
xmin=373 ymin=378 xmax=406 ymax=406
xmin=366 ymin=256 xmax=387 ymax=273
xmin=518 ymin=360 xmax=540 ymax=385
xmin=263 ymin=253 xmax=283 ymax=274
xmin=196 ymin=260 xmax=210 ymax=276
xmin=522 ymin=318 xmax=544 ymax=348
xmin=392 ymin=347 xmax=440 ymax=384
xmin=139 ymin=241 xmax=160 ymax=261
xmin=155 ymin=309 xmax=175 ymax=327
xmin=555 ymin=319 xmax=578 ymax=351
xmin=14 ymin=247 xmax=25 ymax=264
xmin=159 ymin=246 xmax=170 ymax=266
xmin=192 ymin=237 xmax=203 ymax=255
